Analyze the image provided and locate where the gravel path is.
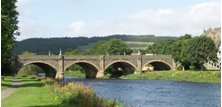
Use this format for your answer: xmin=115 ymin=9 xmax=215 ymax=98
xmin=1 ymin=78 xmax=21 ymax=100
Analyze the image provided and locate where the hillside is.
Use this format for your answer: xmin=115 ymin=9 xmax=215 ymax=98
xmin=13 ymin=35 xmax=177 ymax=55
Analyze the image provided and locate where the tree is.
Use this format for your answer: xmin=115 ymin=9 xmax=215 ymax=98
xmin=1 ymin=0 xmax=19 ymax=74
xmin=146 ymin=40 xmax=174 ymax=55
xmin=89 ymin=39 xmax=133 ymax=55
xmin=64 ymin=48 xmax=82 ymax=55
xmin=20 ymin=51 xmax=37 ymax=56
xmin=107 ymin=39 xmax=132 ymax=55
xmin=170 ymin=34 xmax=192 ymax=70
xmin=187 ymin=36 xmax=218 ymax=70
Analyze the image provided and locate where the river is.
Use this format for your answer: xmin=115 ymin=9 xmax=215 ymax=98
xmin=64 ymin=78 xmax=220 ymax=107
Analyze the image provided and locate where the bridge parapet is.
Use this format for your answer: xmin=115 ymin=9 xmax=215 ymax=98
xmin=18 ymin=55 xmax=61 ymax=60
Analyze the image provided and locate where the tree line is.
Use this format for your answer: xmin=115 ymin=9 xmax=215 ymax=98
xmin=146 ymin=34 xmax=218 ymax=70
xmin=14 ymin=35 xmax=177 ymax=55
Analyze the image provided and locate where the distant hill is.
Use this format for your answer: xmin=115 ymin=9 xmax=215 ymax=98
xmin=13 ymin=35 xmax=177 ymax=55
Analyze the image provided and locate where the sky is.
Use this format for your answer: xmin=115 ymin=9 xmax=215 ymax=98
xmin=16 ymin=0 xmax=221 ymax=41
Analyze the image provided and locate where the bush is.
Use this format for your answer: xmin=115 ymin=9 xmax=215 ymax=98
xmin=17 ymin=64 xmax=44 ymax=77
xmin=177 ymin=65 xmax=184 ymax=71
xmin=189 ymin=65 xmax=196 ymax=70
xmin=52 ymin=82 xmax=122 ymax=107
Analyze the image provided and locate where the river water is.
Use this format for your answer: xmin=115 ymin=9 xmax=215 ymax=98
xmin=64 ymin=78 xmax=220 ymax=107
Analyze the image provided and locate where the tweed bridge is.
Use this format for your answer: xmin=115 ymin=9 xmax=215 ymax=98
xmin=17 ymin=55 xmax=176 ymax=79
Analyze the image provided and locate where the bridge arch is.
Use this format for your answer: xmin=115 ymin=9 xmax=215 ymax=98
xmin=105 ymin=60 xmax=137 ymax=77
xmin=21 ymin=61 xmax=57 ymax=78
xmin=105 ymin=60 xmax=137 ymax=70
xmin=142 ymin=60 xmax=172 ymax=71
xmin=64 ymin=61 xmax=100 ymax=78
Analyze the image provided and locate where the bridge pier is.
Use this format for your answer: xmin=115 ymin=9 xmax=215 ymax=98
xmin=55 ymin=55 xmax=64 ymax=80
xmin=136 ymin=55 xmax=142 ymax=74
xmin=96 ymin=71 xmax=104 ymax=78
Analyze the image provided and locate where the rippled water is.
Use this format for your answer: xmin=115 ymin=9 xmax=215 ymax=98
xmin=64 ymin=78 xmax=220 ymax=107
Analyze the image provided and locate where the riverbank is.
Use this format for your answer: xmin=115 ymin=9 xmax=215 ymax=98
xmin=65 ymin=70 xmax=221 ymax=84
xmin=121 ymin=71 xmax=221 ymax=84
xmin=1 ymin=76 xmax=122 ymax=107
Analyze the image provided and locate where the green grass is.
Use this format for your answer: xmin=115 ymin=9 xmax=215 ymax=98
xmin=2 ymin=77 xmax=122 ymax=107
xmin=65 ymin=70 xmax=220 ymax=84
xmin=1 ymin=76 xmax=13 ymax=90
xmin=2 ymin=77 xmax=60 ymax=107
xmin=64 ymin=71 xmax=85 ymax=78
xmin=121 ymin=70 xmax=221 ymax=84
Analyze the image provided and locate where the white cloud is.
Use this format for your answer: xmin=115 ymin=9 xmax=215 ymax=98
xmin=17 ymin=0 xmax=33 ymax=6
xmin=69 ymin=21 xmax=86 ymax=33
xmin=17 ymin=1 xmax=221 ymax=40
xmin=68 ymin=2 xmax=220 ymax=37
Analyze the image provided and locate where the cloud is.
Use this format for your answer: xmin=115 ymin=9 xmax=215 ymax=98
xmin=17 ymin=0 xmax=33 ymax=6
xmin=69 ymin=21 xmax=86 ymax=33
xmin=17 ymin=1 xmax=220 ymax=40
xmin=68 ymin=2 xmax=220 ymax=37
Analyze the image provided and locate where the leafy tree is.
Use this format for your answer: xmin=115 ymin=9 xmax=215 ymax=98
xmin=2 ymin=0 xmax=19 ymax=74
xmin=107 ymin=39 xmax=132 ymax=55
xmin=89 ymin=41 xmax=108 ymax=55
xmin=187 ymin=36 xmax=217 ymax=70
xmin=146 ymin=40 xmax=174 ymax=55
xmin=89 ymin=39 xmax=133 ymax=55
xmin=64 ymin=48 xmax=82 ymax=55
xmin=170 ymin=34 xmax=192 ymax=70
xmin=20 ymin=51 xmax=37 ymax=56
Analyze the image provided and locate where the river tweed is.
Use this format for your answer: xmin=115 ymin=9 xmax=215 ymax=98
xmin=65 ymin=78 xmax=220 ymax=107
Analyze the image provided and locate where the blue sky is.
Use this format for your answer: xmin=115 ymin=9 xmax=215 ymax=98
xmin=16 ymin=0 xmax=221 ymax=41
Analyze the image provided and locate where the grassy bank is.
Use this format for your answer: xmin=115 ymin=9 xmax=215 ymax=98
xmin=65 ymin=70 xmax=221 ymax=84
xmin=121 ymin=71 xmax=221 ymax=84
xmin=65 ymin=71 xmax=85 ymax=78
xmin=1 ymin=76 xmax=13 ymax=90
xmin=2 ymin=77 xmax=122 ymax=107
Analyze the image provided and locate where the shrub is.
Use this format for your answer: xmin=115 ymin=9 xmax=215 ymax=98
xmin=52 ymin=82 xmax=122 ymax=107
xmin=177 ymin=65 xmax=184 ymax=71
xmin=189 ymin=65 xmax=196 ymax=70
xmin=17 ymin=64 xmax=44 ymax=77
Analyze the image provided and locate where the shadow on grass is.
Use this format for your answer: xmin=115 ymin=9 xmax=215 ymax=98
xmin=19 ymin=82 xmax=43 ymax=88
xmin=1 ymin=83 xmax=11 ymax=88
xmin=28 ymin=105 xmax=63 ymax=107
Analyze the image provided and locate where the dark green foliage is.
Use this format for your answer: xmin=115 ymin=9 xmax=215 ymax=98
xmin=17 ymin=64 xmax=44 ymax=77
xmin=66 ymin=64 xmax=84 ymax=72
xmin=146 ymin=34 xmax=218 ymax=70
xmin=64 ymin=48 xmax=82 ymax=55
xmin=176 ymin=65 xmax=184 ymax=71
xmin=14 ymin=35 xmax=177 ymax=55
xmin=89 ymin=39 xmax=133 ymax=55
xmin=146 ymin=40 xmax=174 ymax=54
xmin=187 ymin=36 xmax=218 ymax=70
xmin=20 ymin=51 xmax=37 ymax=56
xmin=189 ymin=65 xmax=196 ymax=71
xmin=170 ymin=34 xmax=192 ymax=69
xmin=1 ymin=0 xmax=19 ymax=74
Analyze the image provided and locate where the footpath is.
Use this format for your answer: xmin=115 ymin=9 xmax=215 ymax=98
xmin=1 ymin=78 xmax=21 ymax=100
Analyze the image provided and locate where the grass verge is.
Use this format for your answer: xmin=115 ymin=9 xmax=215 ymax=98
xmin=1 ymin=76 xmax=13 ymax=90
xmin=64 ymin=71 xmax=85 ymax=78
xmin=2 ymin=77 xmax=122 ymax=107
xmin=121 ymin=70 xmax=221 ymax=84
xmin=65 ymin=70 xmax=220 ymax=84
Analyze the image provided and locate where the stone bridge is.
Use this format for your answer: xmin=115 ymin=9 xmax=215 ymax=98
xmin=17 ymin=55 xmax=176 ymax=79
